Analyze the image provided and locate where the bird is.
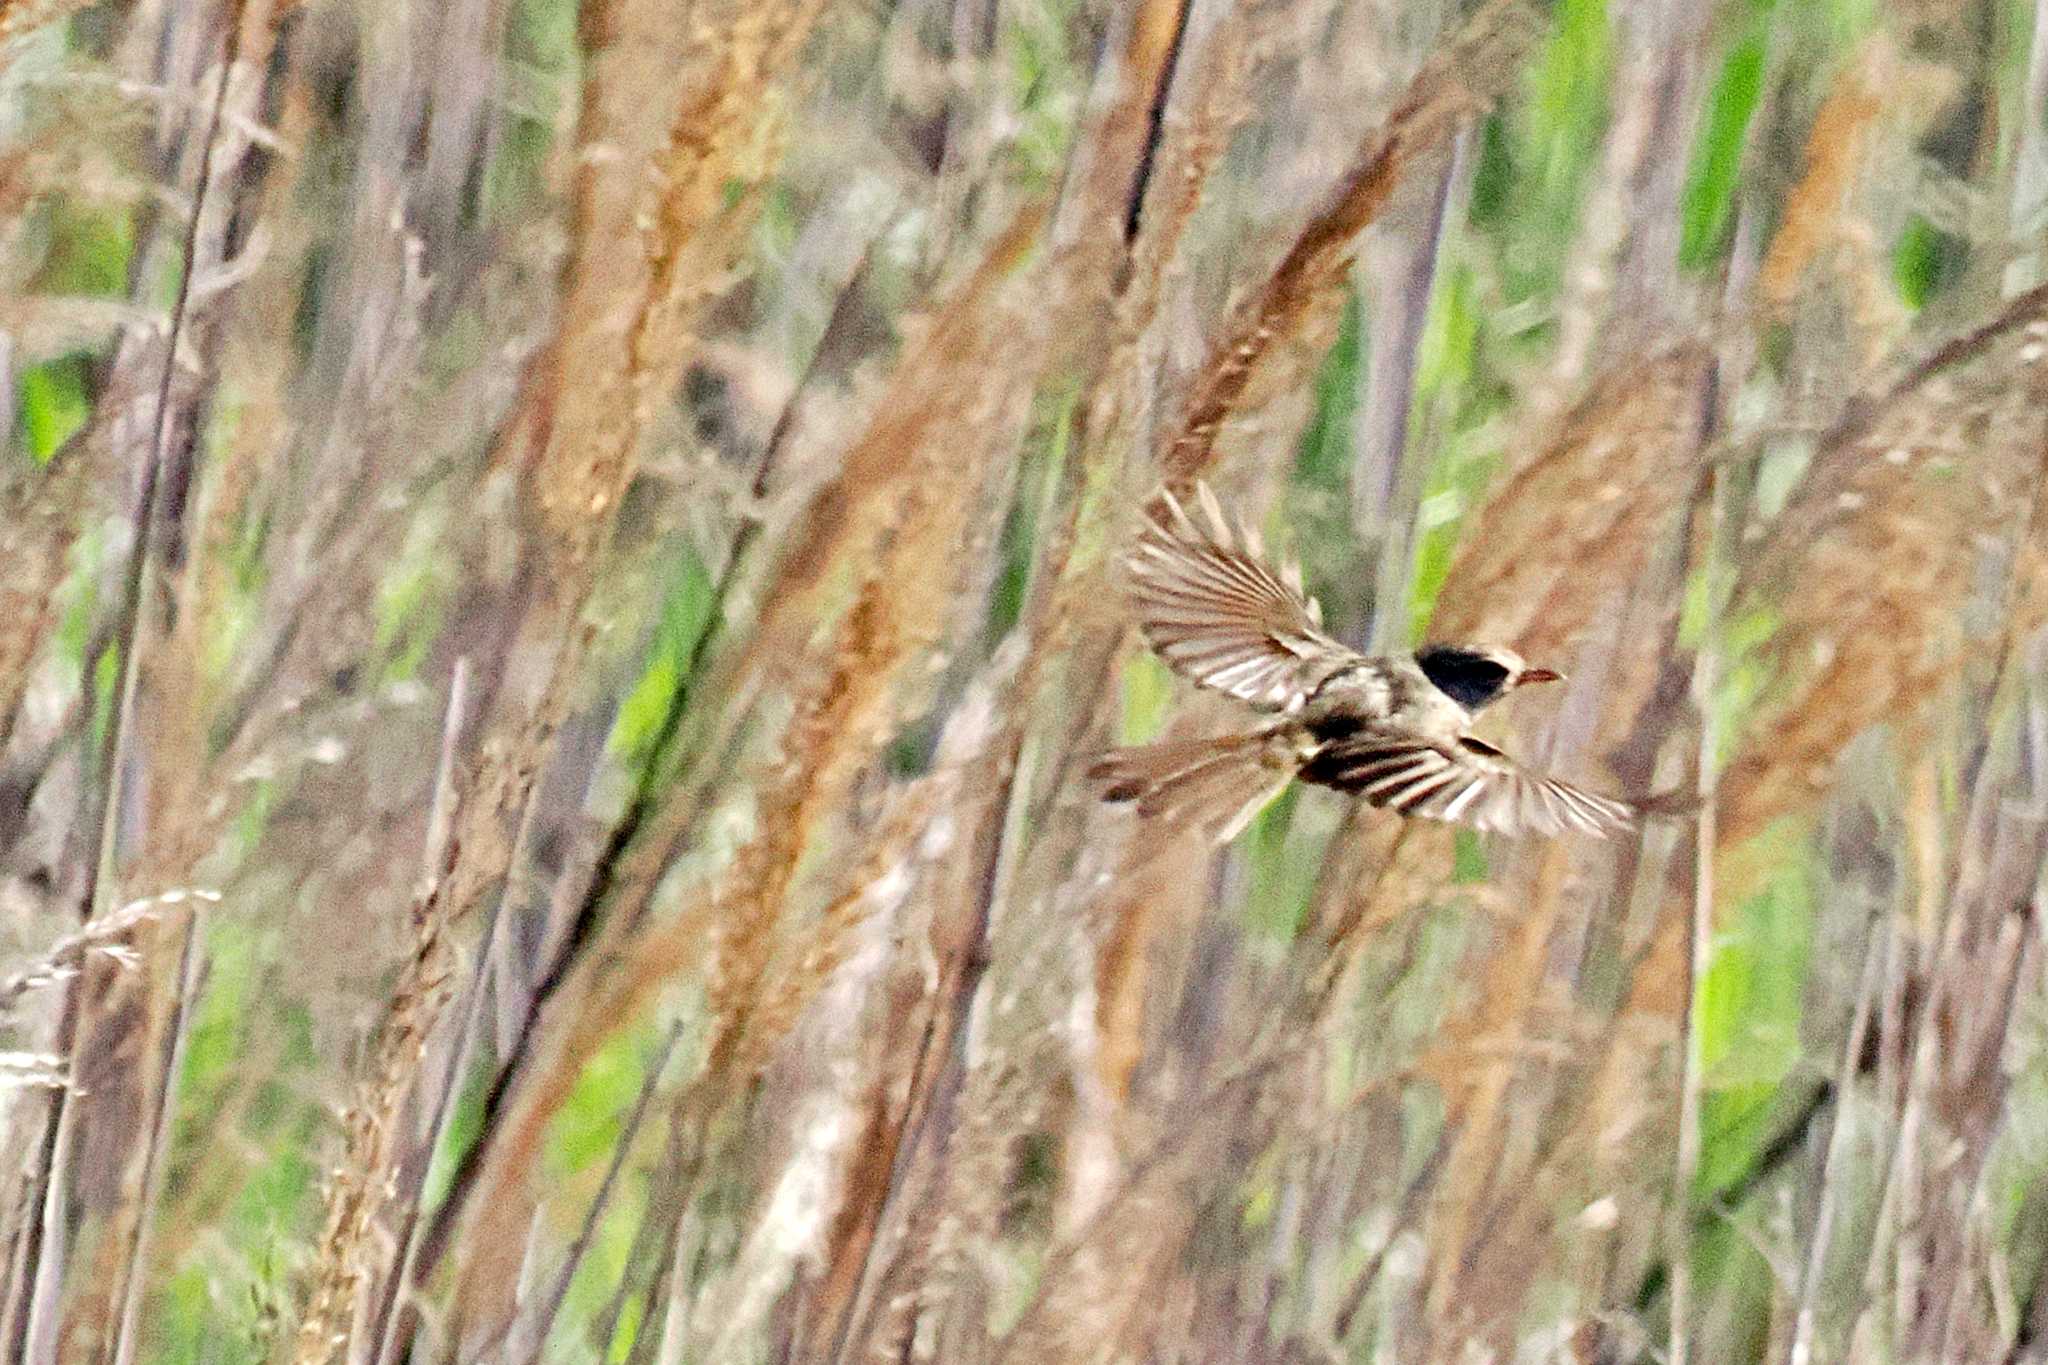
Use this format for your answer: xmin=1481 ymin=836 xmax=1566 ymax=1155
xmin=1089 ymin=482 xmax=1636 ymax=843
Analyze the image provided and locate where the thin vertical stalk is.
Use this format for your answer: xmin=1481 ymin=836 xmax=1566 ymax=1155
xmin=358 ymin=656 xmax=476 ymax=1365
xmin=1668 ymin=464 xmax=1727 ymax=1365
xmin=385 ymin=233 xmax=890 ymax=1338
xmin=1790 ymin=920 xmax=1888 ymax=1365
xmin=110 ymin=906 xmax=207 ymax=1365
xmin=1351 ymin=129 xmax=1467 ymax=654
xmin=504 ymin=1020 xmax=684 ymax=1365
xmin=15 ymin=7 xmax=245 ymax=1360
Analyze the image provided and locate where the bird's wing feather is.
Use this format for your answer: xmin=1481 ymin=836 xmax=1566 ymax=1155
xmin=1303 ymin=732 xmax=1634 ymax=838
xmin=1126 ymin=482 xmax=1358 ymax=712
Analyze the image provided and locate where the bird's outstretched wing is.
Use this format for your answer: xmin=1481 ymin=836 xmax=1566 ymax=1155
xmin=1126 ymin=482 xmax=1358 ymax=712
xmin=1300 ymin=731 xmax=1634 ymax=838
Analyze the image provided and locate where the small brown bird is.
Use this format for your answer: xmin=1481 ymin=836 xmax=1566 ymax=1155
xmin=1090 ymin=483 xmax=1635 ymax=843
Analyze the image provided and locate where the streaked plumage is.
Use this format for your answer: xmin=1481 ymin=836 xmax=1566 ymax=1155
xmin=1091 ymin=483 xmax=1635 ymax=843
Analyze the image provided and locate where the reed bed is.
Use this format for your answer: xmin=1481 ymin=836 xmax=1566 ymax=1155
xmin=4 ymin=0 xmax=2048 ymax=1361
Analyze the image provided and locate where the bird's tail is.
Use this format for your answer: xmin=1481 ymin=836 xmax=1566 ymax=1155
xmin=1088 ymin=729 xmax=1296 ymax=845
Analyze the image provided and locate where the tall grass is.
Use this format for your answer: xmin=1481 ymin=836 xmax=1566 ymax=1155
xmin=2 ymin=0 xmax=2047 ymax=1360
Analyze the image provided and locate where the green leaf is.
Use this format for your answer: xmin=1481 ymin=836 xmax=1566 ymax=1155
xmin=16 ymin=357 xmax=91 ymax=463
xmin=1679 ymin=27 xmax=1768 ymax=269
xmin=609 ymin=546 xmax=718 ymax=766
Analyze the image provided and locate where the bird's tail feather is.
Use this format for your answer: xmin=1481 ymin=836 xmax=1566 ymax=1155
xmin=1089 ymin=730 xmax=1295 ymax=844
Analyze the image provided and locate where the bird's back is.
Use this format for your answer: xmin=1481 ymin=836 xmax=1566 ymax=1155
xmin=1300 ymin=655 xmax=1468 ymax=741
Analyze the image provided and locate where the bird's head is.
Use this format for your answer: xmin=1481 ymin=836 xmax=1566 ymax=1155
xmin=1415 ymin=643 xmax=1565 ymax=711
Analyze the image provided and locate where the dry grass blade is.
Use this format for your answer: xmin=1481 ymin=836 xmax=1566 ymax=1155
xmin=528 ymin=0 xmax=826 ymax=581
xmin=1756 ymin=31 xmax=1961 ymax=361
xmin=450 ymin=364 xmax=1035 ymax=1316
xmin=291 ymin=662 xmax=470 ymax=1365
xmin=1428 ymin=340 xmax=1716 ymax=656
xmin=448 ymin=582 xmax=887 ymax=1315
xmin=0 ymin=890 xmax=216 ymax=1014
xmin=755 ymin=202 xmax=1049 ymax=624
xmin=410 ymin=198 xmax=1049 ymax=1311
xmin=108 ymin=906 xmax=206 ymax=1365
xmin=1666 ymin=464 xmax=1729 ymax=1365
xmin=1160 ymin=0 xmax=1542 ymax=481
xmin=14 ymin=11 xmax=256 ymax=1356
xmin=1721 ymin=285 xmax=2048 ymax=850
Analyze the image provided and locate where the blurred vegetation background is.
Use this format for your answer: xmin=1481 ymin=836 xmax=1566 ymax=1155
xmin=2 ymin=0 xmax=2048 ymax=1359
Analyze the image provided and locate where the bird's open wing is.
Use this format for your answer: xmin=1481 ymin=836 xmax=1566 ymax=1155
xmin=1301 ymin=732 xmax=1634 ymax=838
xmin=1126 ymin=482 xmax=1357 ymax=712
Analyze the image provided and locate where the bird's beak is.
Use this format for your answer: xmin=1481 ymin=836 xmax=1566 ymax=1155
xmin=1517 ymin=667 xmax=1565 ymax=686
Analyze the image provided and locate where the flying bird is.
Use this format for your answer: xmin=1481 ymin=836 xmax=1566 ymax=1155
xmin=1090 ymin=483 xmax=1635 ymax=843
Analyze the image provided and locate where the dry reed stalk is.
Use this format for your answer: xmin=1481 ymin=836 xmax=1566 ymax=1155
xmin=735 ymin=762 xmax=952 ymax=1082
xmin=689 ymin=676 xmax=1009 ymax=1362
xmin=501 ymin=1019 xmax=685 ymax=1365
xmin=684 ymin=583 xmax=895 ymax=1088
xmin=409 ymin=195 xmax=1051 ymax=1313
xmin=751 ymin=202 xmax=1049 ymax=631
xmin=1414 ymin=840 xmax=1599 ymax=1339
xmin=1548 ymin=0 xmax=1709 ymax=385
xmin=289 ymin=662 xmax=469 ymax=1365
xmin=814 ymin=32 xmax=1250 ymax=1318
xmin=514 ymin=0 xmax=825 ymax=591
xmin=0 ymin=270 xmax=189 ymax=754
xmin=1416 ymin=563 xmax=1705 ymax=1352
xmin=448 ymin=577 xmax=883 ymax=1323
xmin=1790 ymin=924 xmax=1889 ymax=1365
xmin=1159 ymin=0 xmax=1542 ymax=482
xmin=1719 ymin=285 xmax=2048 ymax=854
xmin=1008 ymin=0 xmax=1255 ymax=1130
xmin=11 ymin=8 xmax=259 ymax=1354
xmin=396 ymin=0 xmax=831 ymax=1141
xmin=38 ymin=36 xmax=295 ymax=1348
xmin=1498 ymin=503 xmax=1748 ymax=1327
xmin=1262 ymin=332 xmax=1714 ymax=1351
xmin=1756 ymin=36 xmax=1958 ymax=326
xmin=987 ymin=0 xmax=1248 ymax=806
xmin=990 ymin=1049 xmax=1339 ymax=1363
xmin=763 ymin=663 xmax=1021 ymax=1359
xmin=106 ymin=904 xmax=204 ymax=1365
xmin=175 ymin=22 xmax=315 ymax=705
xmin=1665 ymin=463 xmax=1729 ymax=1365
xmin=356 ymin=2 xmax=829 ymax=1329
xmin=1087 ymin=816 xmax=1214 ymax=1109
xmin=1427 ymin=340 xmax=1716 ymax=653
xmin=449 ymin=327 xmax=1039 ymax=1315
xmin=788 ymin=0 xmax=1255 ymax=1337
xmin=0 ymin=891 xmax=215 ymax=1014
xmin=1839 ymin=610 xmax=2048 ymax=1358
xmin=290 ymin=883 xmax=457 ymax=1364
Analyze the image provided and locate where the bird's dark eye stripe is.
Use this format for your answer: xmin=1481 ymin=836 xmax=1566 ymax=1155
xmin=1417 ymin=648 xmax=1514 ymax=710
